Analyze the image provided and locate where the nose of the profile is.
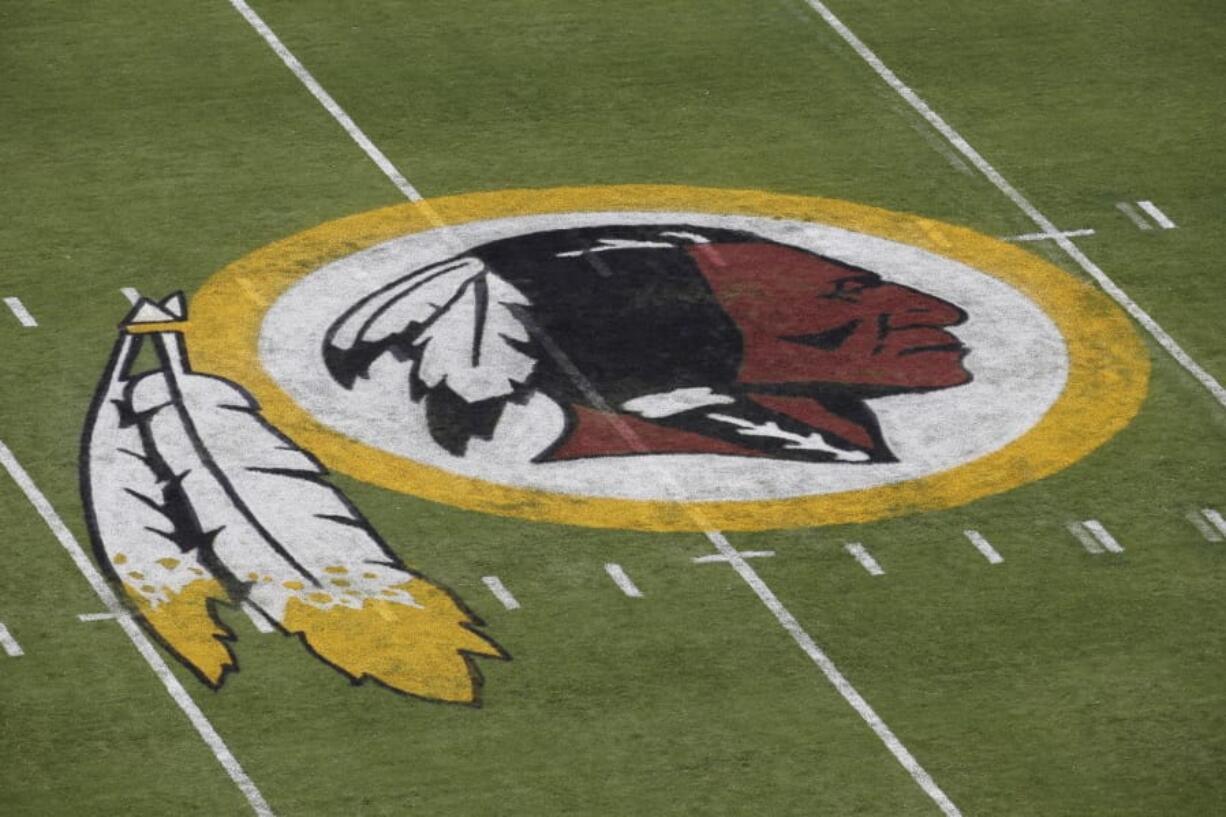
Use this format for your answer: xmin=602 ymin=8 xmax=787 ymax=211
xmin=882 ymin=285 xmax=967 ymax=328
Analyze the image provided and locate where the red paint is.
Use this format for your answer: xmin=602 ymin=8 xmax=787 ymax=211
xmin=546 ymin=405 xmax=770 ymax=461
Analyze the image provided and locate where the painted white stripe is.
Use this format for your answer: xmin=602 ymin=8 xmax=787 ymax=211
xmin=0 ymin=622 xmax=24 ymax=657
xmin=798 ymin=0 xmax=1226 ymax=413
xmin=0 ymin=439 xmax=273 ymax=816
xmin=962 ymin=530 xmax=1003 ymax=565
xmin=240 ymin=602 xmax=274 ymax=634
xmin=481 ymin=575 xmax=520 ymax=611
xmin=1116 ymin=201 xmax=1153 ymax=231
xmin=705 ymin=532 xmax=960 ymax=815
xmin=78 ymin=611 xmax=126 ymax=622
xmin=1004 ymin=228 xmax=1095 ymax=243
xmin=1200 ymin=508 xmax=1226 ymax=539
xmin=1137 ymin=200 xmax=1177 ymax=229
xmin=692 ymin=549 xmax=775 ymax=564
xmin=226 ymin=0 xmax=421 ymax=202
xmin=1185 ymin=510 xmax=1224 ymax=542
xmin=231 ymin=10 xmax=958 ymax=810
xmin=121 ymin=287 xmax=141 ymax=304
xmin=1081 ymin=519 xmax=1124 ymax=554
xmin=1067 ymin=522 xmax=1104 ymax=554
xmin=4 ymin=297 xmax=37 ymax=327
xmin=844 ymin=542 xmax=885 ymax=576
xmin=604 ymin=563 xmax=644 ymax=598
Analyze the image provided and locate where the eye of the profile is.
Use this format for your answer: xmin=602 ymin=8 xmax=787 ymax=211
xmin=829 ymin=275 xmax=879 ymax=298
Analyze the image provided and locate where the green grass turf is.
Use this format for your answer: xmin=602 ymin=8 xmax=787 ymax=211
xmin=1 ymin=0 xmax=1223 ymax=814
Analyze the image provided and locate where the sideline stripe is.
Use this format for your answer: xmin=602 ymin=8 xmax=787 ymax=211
xmin=0 ymin=622 xmax=24 ymax=657
xmin=604 ymin=563 xmax=644 ymax=598
xmin=1005 ymin=228 xmax=1095 ymax=243
xmin=1185 ymin=510 xmax=1224 ymax=542
xmin=226 ymin=0 xmax=421 ymax=202
xmin=962 ymin=530 xmax=1003 ymax=564
xmin=1137 ymin=200 xmax=1177 ymax=230
xmin=844 ymin=542 xmax=885 ymax=576
xmin=1081 ymin=520 xmax=1124 ymax=554
xmin=230 ymin=9 xmax=961 ymax=814
xmin=1116 ymin=202 xmax=1153 ymax=231
xmin=1200 ymin=508 xmax=1226 ymax=539
xmin=693 ymin=549 xmax=775 ymax=564
xmin=706 ymin=532 xmax=961 ymax=816
xmin=798 ymin=0 xmax=1226 ymax=411
xmin=481 ymin=576 xmax=520 ymax=611
xmin=4 ymin=297 xmax=38 ymax=327
xmin=0 ymin=439 xmax=273 ymax=816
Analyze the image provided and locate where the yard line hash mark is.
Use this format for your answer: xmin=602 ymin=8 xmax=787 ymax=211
xmin=605 ymin=563 xmax=644 ymax=597
xmin=4 ymin=297 xmax=37 ymax=327
xmin=0 ymin=622 xmax=24 ymax=657
xmin=1067 ymin=520 xmax=1124 ymax=554
xmin=481 ymin=576 xmax=521 ymax=611
xmin=1116 ymin=202 xmax=1153 ymax=231
xmin=1004 ymin=228 xmax=1095 ymax=243
xmin=963 ymin=530 xmax=1003 ymax=564
xmin=1136 ymin=200 xmax=1177 ymax=230
xmin=845 ymin=542 xmax=885 ymax=576
xmin=1067 ymin=522 xmax=1104 ymax=554
xmin=0 ymin=439 xmax=274 ymax=816
xmin=1185 ymin=510 xmax=1224 ymax=542
xmin=798 ymin=0 xmax=1226 ymax=414
xmin=78 ymin=611 xmax=126 ymax=622
xmin=240 ymin=602 xmax=274 ymax=634
xmin=693 ymin=549 xmax=775 ymax=564
xmin=230 ymin=7 xmax=961 ymax=814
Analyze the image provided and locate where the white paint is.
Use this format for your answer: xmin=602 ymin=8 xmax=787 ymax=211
xmin=798 ymin=0 xmax=1226 ymax=412
xmin=844 ymin=542 xmax=885 ymax=576
xmin=240 ymin=602 xmax=274 ymax=634
xmin=962 ymin=530 xmax=1003 ymax=564
xmin=264 ymin=210 xmax=1068 ymax=502
xmin=121 ymin=287 xmax=141 ymax=304
xmin=481 ymin=575 xmax=520 ymax=611
xmin=4 ymin=297 xmax=37 ymax=327
xmin=704 ymin=532 xmax=961 ymax=816
xmin=692 ymin=549 xmax=775 ymax=564
xmin=1115 ymin=202 xmax=1153 ymax=231
xmin=231 ymin=10 xmax=960 ymax=810
xmin=1067 ymin=522 xmax=1104 ymax=554
xmin=226 ymin=0 xmax=422 ymax=202
xmin=0 ymin=623 xmax=24 ymax=657
xmin=1081 ymin=519 xmax=1124 ymax=554
xmin=1185 ymin=510 xmax=1224 ymax=542
xmin=604 ymin=563 xmax=644 ymax=598
xmin=78 ymin=611 xmax=127 ymax=622
xmin=1137 ymin=200 xmax=1177 ymax=230
xmin=1004 ymin=228 xmax=1095 ymax=243
xmin=0 ymin=438 xmax=274 ymax=816
xmin=622 ymin=387 xmax=735 ymax=418
xmin=1200 ymin=508 xmax=1226 ymax=539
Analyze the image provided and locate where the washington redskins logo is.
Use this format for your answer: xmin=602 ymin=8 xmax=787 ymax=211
xmin=188 ymin=186 xmax=1149 ymax=531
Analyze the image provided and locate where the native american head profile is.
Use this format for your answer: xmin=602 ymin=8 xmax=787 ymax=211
xmin=323 ymin=225 xmax=972 ymax=465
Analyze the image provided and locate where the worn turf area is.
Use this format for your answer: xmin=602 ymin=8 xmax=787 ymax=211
xmin=1 ymin=1 xmax=1223 ymax=814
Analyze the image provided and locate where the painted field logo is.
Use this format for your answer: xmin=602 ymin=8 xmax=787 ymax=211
xmin=190 ymin=186 xmax=1149 ymax=532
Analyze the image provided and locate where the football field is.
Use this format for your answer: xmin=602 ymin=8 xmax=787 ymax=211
xmin=1 ymin=1 xmax=1224 ymax=814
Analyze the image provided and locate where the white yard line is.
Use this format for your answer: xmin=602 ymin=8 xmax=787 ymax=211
xmin=1199 ymin=508 xmax=1226 ymax=539
xmin=481 ymin=575 xmax=521 ymax=611
xmin=604 ymin=563 xmax=644 ymax=598
xmin=692 ymin=549 xmax=775 ymax=564
xmin=1115 ymin=201 xmax=1153 ymax=231
xmin=0 ymin=439 xmax=273 ymax=816
xmin=705 ymin=533 xmax=961 ymax=816
xmin=4 ymin=297 xmax=38 ymax=328
xmin=230 ymin=8 xmax=961 ymax=814
xmin=121 ymin=287 xmax=141 ymax=304
xmin=1067 ymin=522 xmax=1104 ymax=554
xmin=1004 ymin=228 xmax=1095 ymax=243
xmin=78 ymin=611 xmax=127 ymax=622
xmin=962 ymin=530 xmax=1003 ymax=565
xmin=844 ymin=542 xmax=885 ymax=576
xmin=1136 ymin=200 xmax=1177 ymax=229
xmin=0 ymin=622 xmax=24 ymax=657
xmin=1185 ymin=510 xmax=1224 ymax=542
xmin=240 ymin=602 xmax=274 ymax=634
xmin=1081 ymin=520 xmax=1124 ymax=554
xmin=798 ymin=0 xmax=1226 ymax=412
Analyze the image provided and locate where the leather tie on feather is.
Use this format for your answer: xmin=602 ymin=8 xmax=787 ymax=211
xmin=123 ymin=300 xmax=503 ymax=702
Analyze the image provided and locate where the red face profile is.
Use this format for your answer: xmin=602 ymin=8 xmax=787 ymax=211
xmin=689 ymin=242 xmax=970 ymax=393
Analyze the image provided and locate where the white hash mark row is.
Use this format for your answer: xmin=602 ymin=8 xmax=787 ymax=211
xmin=0 ymin=622 xmax=24 ymax=657
xmin=844 ymin=542 xmax=885 ymax=576
xmin=605 ymin=563 xmax=644 ymax=597
xmin=4 ymin=297 xmax=37 ymax=327
xmin=1067 ymin=520 xmax=1125 ymax=554
xmin=1186 ymin=508 xmax=1226 ymax=542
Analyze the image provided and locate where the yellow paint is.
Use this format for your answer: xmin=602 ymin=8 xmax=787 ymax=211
xmin=188 ymin=185 xmax=1150 ymax=531
xmin=156 ymin=557 xmax=181 ymax=570
xmin=113 ymin=553 xmax=127 ymax=565
xmin=127 ymin=570 xmax=144 ymax=580
xmin=282 ymin=579 xmax=505 ymax=703
xmin=324 ymin=566 xmax=348 ymax=575
xmin=331 ymin=578 xmax=351 ymax=588
xmin=283 ymin=580 xmax=305 ymax=591
xmin=126 ymin=578 xmax=232 ymax=685
xmin=124 ymin=321 xmax=191 ymax=335
xmin=308 ymin=592 xmax=332 ymax=604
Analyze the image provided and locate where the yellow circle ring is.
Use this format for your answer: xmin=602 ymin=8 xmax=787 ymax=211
xmin=190 ymin=185 xmax=1149 ymax=531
